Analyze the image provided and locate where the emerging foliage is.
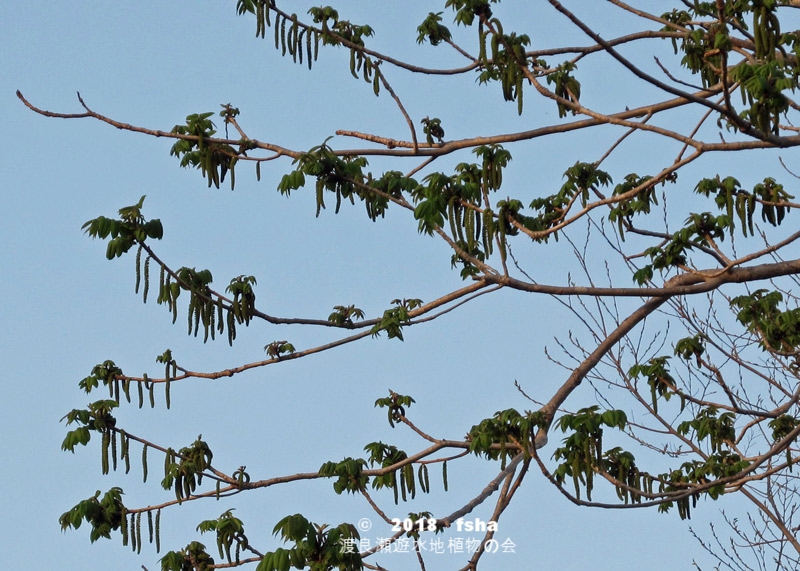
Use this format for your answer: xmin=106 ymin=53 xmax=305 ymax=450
xmin=23 ymin=0 xmax=800 ymax=569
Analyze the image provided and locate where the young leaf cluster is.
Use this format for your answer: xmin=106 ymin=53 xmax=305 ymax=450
xmin=677 ymin=407 xmax=736 ymax=455
xmin=327 ymin=304 xmax=365 ymax=326
xmin=446 ymin=0 xmax=497 ymax=27
xmin=370 ymin=299 xmax=423 ymax=341
xmin=629 ymin=356 xmax=687 ymax=414
xmin=607 ymin=174 xmax=658 ymax=241
xmin=421 ymin=116 xmax=445 ymax=145
xmin=551 ymin=406 xmax=627 ymax=501
xmin=197 ymin=510 xmax=249 ymax=565
xmin=61 ymin=399 xmax=118 ymax=454
xmin=467 ymin=408 xmax=545 ymax=468
xmin=732 ymin=289 xmax=800 ymax=355
xmin=365 ymin=442 xmax=417 ymax=505
xmin=170 ymin=113 xmax=238 ymax=190
xmin=476 ymin=20 xmax=532 ymax=115
xmin=59 ymin=487 xmax=126 ymax=543
xmin=82 ymin=195 xmax=163 ymax=259
xmin=319 ymin=457 xmax=368 ymax=495
xmin=264 ymin=340 xmax=295 ymax=359
xmin=416 ymin=12 xmax=452 ymax=46
xmin=374 ymin=391 xmax=416 ymax=427
xmin=546 ymin=61 xmax=582 ymax=118
xmin=278 ymin=140 xmax=387 ymax=219
xmin=526 ymin=162 xmax=612 ymax=243
xmin=412 ymin=145 xmax=512 ymax=272
xmin=658 ymin=452 xmax=751 ymax=519
xmin=257 ymin=514 xmax=361 ymax=571
xmin=729 ymin=59 xmax=795 ymax=135
xmin=700 ymin=173 xmax=797 ymax=232
xmin=160 ymin=541 xmax=215 ymax=571
xmin=161 ymin=436 xmax=214 ymax=504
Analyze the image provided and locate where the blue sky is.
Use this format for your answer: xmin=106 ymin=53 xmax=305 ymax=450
xmin=2 ymin=2 xmax=791 ymax=569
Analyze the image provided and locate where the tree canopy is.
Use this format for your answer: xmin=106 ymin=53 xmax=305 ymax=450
xmin=19 ymin=1 xmax=800 ymax=569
